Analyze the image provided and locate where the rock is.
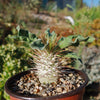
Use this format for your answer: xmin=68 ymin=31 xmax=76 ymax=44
xmin=68 ymin=73 xmax=73 ymax=77
xmin=52 ymin=91 xmax=56 ymax=96
xmin=30 ymin=88 xmax=34 ymax=94
xmin=65 ymin=86 xmax=69 ymax=92
xmin=48 ymin=92 xmax=52 ymax=96
xmin=56 ymin=87 xmax=63 ymax=93
xmin=59 ymin=78 xmax=65 ymax=83
xmin=39 ymin=86 xmax=43 ymax=91
xmin=62 ymin=90 xmax=67 ymax=94
xmin=42 ymin=92 xmax=48 ymax=96
xmin=34 ymin=88 xmax=40 ymax=94
xmin=77 ymin=83 xmax=80 ymax=87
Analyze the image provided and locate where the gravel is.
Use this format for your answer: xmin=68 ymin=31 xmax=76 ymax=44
xmin=17 ymin=69 xmax=85 ymax=97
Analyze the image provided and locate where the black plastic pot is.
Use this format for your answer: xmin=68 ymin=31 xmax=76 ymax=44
xmin=5 ymin=67 xmax=89 ymax=100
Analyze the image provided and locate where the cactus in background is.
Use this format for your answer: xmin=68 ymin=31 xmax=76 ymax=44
xmin=17 ymin=26 xmax=94 ymax=84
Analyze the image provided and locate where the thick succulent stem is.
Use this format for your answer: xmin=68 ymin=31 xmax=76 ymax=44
xmin=33 ymin=50 xmax=58 ymax=84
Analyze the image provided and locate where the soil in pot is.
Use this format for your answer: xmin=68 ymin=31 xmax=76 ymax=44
xmin=12 ymin=68 xmax=85 ymax=97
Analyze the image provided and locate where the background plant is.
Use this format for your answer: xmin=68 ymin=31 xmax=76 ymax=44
xmin=0 ymin=41 xmax=31 ymax=100
xmin=72 ymin=8 xmax=100 ymax=84
xmin=80 ymin=46 xmax=100 ymax=84
xmin=74 ymin=6 xmax=100 ymax=24
xmin=73 ymin=6 xmax=100 ymax=35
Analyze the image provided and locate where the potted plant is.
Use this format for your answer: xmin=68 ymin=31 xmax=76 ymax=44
xmin=5 ymin=27 xmax=94 ymax=100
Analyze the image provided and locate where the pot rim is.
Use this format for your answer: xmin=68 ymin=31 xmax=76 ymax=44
xmin=5 ymin=67 xmax=89 ymax=100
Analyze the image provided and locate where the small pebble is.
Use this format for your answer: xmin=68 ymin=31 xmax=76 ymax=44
xmin=48 ymin=92 xmax=52 ymax=96
xmin=62 ymin=90 xmax=66 ymax=94
xmin=59 ymin=78 xmax=65 ymax=83
xmin=68 ymin=73 xmax=73 ymax=77
xmin=52 ymin=91 xmax=56 ymax=95
xmin=56 ymin=87 xmax=62 ymax=93
xmin=42 ymin=92 xmax=47 ymax=96
xmin=39 ymin=87 xmax=43 ymax=91
xmin=77 ymin=84 xmax=80 ymax=87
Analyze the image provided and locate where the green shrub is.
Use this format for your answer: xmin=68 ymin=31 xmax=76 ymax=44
xmin=0 ymin=43 xmax=30 ymax=100
xmin=74 ymin=6 xmax=100 ymax=25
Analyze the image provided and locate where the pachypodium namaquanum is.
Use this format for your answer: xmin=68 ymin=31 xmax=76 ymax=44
xmin=17 ymin=26 xmax=94 ymax=84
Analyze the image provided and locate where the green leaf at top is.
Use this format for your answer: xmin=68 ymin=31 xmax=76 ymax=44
xmin=18 ymin=29 xmax=29 ymax=38
xmin=30 ymin=39 xmax=45 ymax=50
xmin=58 ymin=35 xmax=94 ymax=49
xmin=17 ymin=26 xmax=37 ymax=42
xmin=86 ymin=36 xmax=95 ymax=43
xmin=50 ymin=31 xmax=57 ymax=39
xmin=45 ymin=28 xmax=57 ymax=50
xmin=45 ymin=28 xmax=52 ymax=37
xmin=65 ymin=53 xmax=82 ymax=63
xmin=29 ymin=33 xmax=36 ymax=41
xmin=45 ymin=28 xmax=57 ymax=39
xmin=58 ymin=35 xmax=77 ymax=49
xmin=76 ymin=35 xmax=89 ymax=41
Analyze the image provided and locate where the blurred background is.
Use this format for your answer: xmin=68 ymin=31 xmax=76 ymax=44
xmin=0 ymin=0 xmax=100 ymax=100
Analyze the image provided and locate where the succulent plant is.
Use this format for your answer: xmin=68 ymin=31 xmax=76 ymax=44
xmin=17 ymin=26 xmax=94 ymax=84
